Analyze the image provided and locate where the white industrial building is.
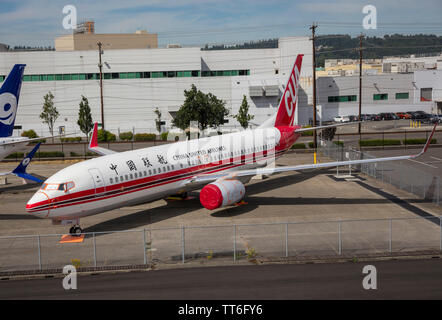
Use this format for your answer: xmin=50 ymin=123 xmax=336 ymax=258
xmin=316 ymin=70 xmax=442 ymax=122
xmin=1 ymin=36 xmax=441 ymax=137
xmin=0 ymin=37 xmax=313 ymax=137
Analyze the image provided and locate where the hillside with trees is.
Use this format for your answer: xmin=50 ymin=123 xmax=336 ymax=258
xmin=203 ymin=34 xmax=442 ymax=67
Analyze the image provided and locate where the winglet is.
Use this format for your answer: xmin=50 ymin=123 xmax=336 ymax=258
xmin=12 ymin=142 xmax=43 ymax=183
xmin=413 ymin=123 xmax=438 ymax=158
xmin=89 ymin=122 xmax=98 ymax=148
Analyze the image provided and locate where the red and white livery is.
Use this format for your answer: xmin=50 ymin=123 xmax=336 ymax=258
xmin=26 ymin=55 xmax=437 ymax=235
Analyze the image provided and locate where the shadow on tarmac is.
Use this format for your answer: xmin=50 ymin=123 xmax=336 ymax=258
xmin=83 ymin=170 xmax=324 ymax=234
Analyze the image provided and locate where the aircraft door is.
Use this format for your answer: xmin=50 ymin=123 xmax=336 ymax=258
xmin=88 ymin=168 xmax=106 ymax=196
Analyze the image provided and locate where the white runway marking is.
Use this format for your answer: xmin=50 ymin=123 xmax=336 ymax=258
xmin=430 ymin=156 xmax=442 ymax=162
xmin=407 ymin=159 xmax=438 ymax=169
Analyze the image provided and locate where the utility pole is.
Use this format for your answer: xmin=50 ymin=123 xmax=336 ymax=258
xmin=97 ymin=41 xmax=105 ymax=130
xmin=310 ymin=23 xmax=318 ymax=156
xmin=358 ymin=33 xmax=364 ymax=135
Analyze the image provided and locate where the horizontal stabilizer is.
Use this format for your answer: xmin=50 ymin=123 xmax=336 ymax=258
xmin=88 ymin=122 xmax=117 ymax=156
xmin=0 ymin=142 xmax=43 ymax=183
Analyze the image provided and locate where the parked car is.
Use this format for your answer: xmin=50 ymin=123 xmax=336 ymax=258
xmin=348 ymin=115 xmax=359 ymax=122
xmin=428 ymin=114 xmax=441 ymax=124
xmin=379 ymin=113 xmax=395 ymax=121
xmin=334 ymin=115 xmax=350 ymax=123
xmin=413 ymin=111 xmax=431 ymax=120
xmin=370 ymin=114 xmax=381 ymax=121
xmin=396 ymin=112 xmax=411 ymax=119
xmin=361 ymin=114 xmax=372 ymax=121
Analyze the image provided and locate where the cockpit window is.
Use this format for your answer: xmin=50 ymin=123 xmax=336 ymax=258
xmin=40 ymin=181 xmax=75 ymax=192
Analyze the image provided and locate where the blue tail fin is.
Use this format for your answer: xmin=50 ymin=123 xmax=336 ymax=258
xmin=0 ymin=64 xmax=26 ymax=137
xmin=12 ymin=142 xmax=42 ymax=183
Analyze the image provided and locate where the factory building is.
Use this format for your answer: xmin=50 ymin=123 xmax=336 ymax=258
xmin=316 ymin=70 xmax=442 ymax=122
xmin=0 ymin=36 xmax=313 ymax=137
xmin=0 ymin=31 xmax=440 ymax=137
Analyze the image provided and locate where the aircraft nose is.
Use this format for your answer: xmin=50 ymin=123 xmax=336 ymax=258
xmin=26 ymin=192 xmax=50 ymax=217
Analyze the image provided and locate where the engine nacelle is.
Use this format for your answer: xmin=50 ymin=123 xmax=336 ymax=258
xmin=200 ymin=180 xmax=245 ymax=210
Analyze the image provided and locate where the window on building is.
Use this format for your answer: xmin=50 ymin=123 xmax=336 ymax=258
xmin=328 ymin=95 xmax=357 ymax=103
xmin=395 ymin=92 xmax=409 ymax=100
xmin=420 ymin=88 xmax=432 ymax=102
xmin=373 ymin=93 xmax=388 ymax=101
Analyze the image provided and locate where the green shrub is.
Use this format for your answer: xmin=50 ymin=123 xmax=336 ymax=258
xmin=29 ymin=139 xmax=46 ymax=144
xmin=97 ymin=129 xmax=116 ymax=142
xmin=300 ymin=125 xmax=313 ymax=136
xmin=21 ymin=129 xmax=38 ymax=139
xmin=161 ymin=132 xmax=169 ymax=141
xmin=359 ymin=139 xmax=401 ymax=147
xmin=308 ymin=142 xmax=316 ymax=148
xmin=291 ymin=143 xmax=306 ymax=149
xmin=61 ymin=137 xmax=82 ymax=143
xmin=38 ymin=151 xmax=64 ymax=158
xmin=119 ymin=131 xmax=133 ymax=141
xmin=333 ymin=141 xmax=344 ymax=147
xmin=5 ymin=152 xmax=24 ymax=159
xmin=403 ymin=138 xmax=436 ymax=145
xmin=134 ymin=133 xmax=157 ymax=141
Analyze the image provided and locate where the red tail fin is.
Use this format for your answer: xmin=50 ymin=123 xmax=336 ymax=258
xmin=274 ymin=54 xmax=303 ymax=127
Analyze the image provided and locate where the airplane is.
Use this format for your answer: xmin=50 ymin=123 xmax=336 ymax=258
xmin=0 ymin=64 xmax=66 ymax=160
xmin=26 ymin=55 xmax=438 ymax=235
xmin=0 ymin=142 xmax=43 ymax=183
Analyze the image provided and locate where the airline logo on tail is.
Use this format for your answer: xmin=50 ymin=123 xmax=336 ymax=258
xmin=275 ymin=55 xmax=303 ymax=127
xmin=0 ymin=64 xmax=26 ymax=137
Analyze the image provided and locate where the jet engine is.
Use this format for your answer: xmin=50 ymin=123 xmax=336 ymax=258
xmin=200 ymin=180 xmax=245 ymax=210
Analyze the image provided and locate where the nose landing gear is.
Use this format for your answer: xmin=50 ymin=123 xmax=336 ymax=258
xmin=69 ymin=225 xmax=83 ymax=236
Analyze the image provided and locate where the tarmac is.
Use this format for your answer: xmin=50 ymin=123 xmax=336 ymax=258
xmin=0 ymin=152 xmax=441 ymax=273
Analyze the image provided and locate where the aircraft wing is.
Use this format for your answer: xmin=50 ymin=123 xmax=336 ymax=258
xmin=1 ymin=133 xmax=75 ymax=147
xmin=0 ymin=142 xmax=43 ymax=183
xmin=294 ymin=121 xmax=362 ymax=133
xmin=88 ymin=122 xmax=118 ymax=156
xmin=188 ymin=123 xmax=437 ymax=185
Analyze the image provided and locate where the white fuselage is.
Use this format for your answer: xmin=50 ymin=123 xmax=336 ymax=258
xmin=0 ymin=137 xmax=30 ymax=160
xmin=26 ymin=128 xmax=284 ymax=221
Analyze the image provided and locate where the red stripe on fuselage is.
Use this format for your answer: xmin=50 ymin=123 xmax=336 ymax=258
xmin=27 ymin=149 xmax=286 ymax=213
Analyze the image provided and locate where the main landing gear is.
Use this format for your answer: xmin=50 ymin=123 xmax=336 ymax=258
xmin=69 ymin=225 xmax=83 ymax=236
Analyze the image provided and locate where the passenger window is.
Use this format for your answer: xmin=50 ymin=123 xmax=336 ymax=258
xmin=125 ymin=174 xmax=129 ymax=180
xmin=130 ymin=174 xmax=133 ymax=179
xmin=144 ymin=171 xmax=147 ymax=176
xmin=167 ymin=166 xmax=170 ymax=171
xmin=115 ymin=177 xmax=119 ymax=183
xmin=110 ymin=178 xmax=113 ymax=184
xmin=148 ymin=170 xmax=151 ymax=175
xmin=134 ymin=172 xmax=138 ymax=178
xmin=58 ymin=183 xmax=65 ymax=191
xmin=153 ymin=169 xmax=156 ymax=174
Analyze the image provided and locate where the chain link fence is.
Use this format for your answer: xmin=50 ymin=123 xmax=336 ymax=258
xmin=0 ymin=216 xmax=441 ymax=273
xmin=318 ymin=139 xmax=441 ymax=207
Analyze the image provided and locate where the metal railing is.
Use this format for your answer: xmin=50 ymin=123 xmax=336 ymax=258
xmin=0 ymin=216 xmax=441 ymax=273
xmin=319 ymin=139 xmax=441 ymax=207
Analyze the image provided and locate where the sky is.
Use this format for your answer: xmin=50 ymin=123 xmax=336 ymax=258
xmin=0 ymin=0 xmax=441 ymax=48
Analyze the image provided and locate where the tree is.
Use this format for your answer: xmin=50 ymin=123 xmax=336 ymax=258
xmin=233 ymin=95 xmax=254 ymax=129
xmin=154 ymin=107 xmax=162 ymax=134
xmin=172 ymin=84 xmax=229 ymax=136
xmin=40 ymin=91 xmax=59 ymax=141
xmin=77 ymin=95 xmax=94 ymax=141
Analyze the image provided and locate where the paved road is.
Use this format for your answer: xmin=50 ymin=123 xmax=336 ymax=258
xmin=1 ymin=259 xmax=441 ymax=300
